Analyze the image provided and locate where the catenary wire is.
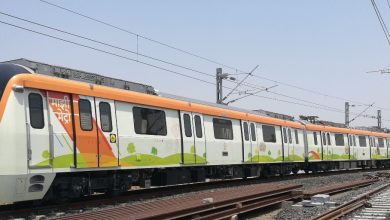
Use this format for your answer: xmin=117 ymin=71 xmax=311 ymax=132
xmin=37 ymin=0 xmax=240 ymax=72
xmin=0 ymin=19 xmax=376 ymax=119
xmin=0 ymin=11 xmax=352 ymax=114
xmin=371 ymin=0 xmax=390 ymax=47
xmin=37 ymin=0 xmax=389 ymax=112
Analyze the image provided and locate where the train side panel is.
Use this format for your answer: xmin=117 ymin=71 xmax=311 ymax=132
xmin=116 ymin=101 xmax=182 ymax=168
xmin=203 ymin=116 xmax=242 ymax=165
xmin=0 ymin=89 xmax=55 ymax=204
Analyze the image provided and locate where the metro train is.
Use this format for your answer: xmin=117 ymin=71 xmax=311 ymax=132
xmin=0 ymin=59 xmax=389 ymax=205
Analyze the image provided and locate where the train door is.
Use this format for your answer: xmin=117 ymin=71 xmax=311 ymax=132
xmin=369 ymin=136 xmax=374 ymax=159
xmin=321 ymin=132 xmax=330 ymax=160
xmin=348 ymin=134 xmax=356 ymax=159
xmin=25 ymin=90 xmax=51 ymax=168
xmin=249 ymin=122 xmax=259 ymax=162
xmin=282 ymin=127 xmax=290 ymax=161
xmin=193 ymin=114 xmax=206 ymax=164
xmin=95 ymin=98 xmax=119 ymax=167
xmin=387 ymin=138 xmax=390 ymax=158
xmin=181 ymin=111 xmax=196 ymax=164
xmin=73 ymin=95 xmax=98 ymax=168
xmin=46 ymin=91 xmax=74 ymax=168
xmin=242 ymin=121 xmax=252 ymax=162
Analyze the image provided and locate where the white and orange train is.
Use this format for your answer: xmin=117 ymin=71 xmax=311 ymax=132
xmin=0 ymin=59 xmax=389 ymax=204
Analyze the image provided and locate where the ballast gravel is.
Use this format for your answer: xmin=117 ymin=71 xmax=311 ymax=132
xmin=275 ymin=171 xmax=389 ymax=220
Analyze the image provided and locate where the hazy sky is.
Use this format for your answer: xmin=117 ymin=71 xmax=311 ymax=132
xmin=1 ymin=0 xmax=390 ymax=127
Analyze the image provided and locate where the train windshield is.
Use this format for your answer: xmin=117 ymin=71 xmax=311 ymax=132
xmin=0 ymin=63 xmax=30 ymax=101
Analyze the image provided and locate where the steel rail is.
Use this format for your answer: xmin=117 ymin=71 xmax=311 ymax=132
xmin=312 ymin=183 xmax=390 ymax=220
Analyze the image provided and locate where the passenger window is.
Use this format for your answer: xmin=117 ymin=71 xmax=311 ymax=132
xmin=295 ymin=130 xmax=299 ymax=145
xmin=359 ymin=136 xmax=367 ymax=147
xmin=262 ymin=125 xmax=276 ymax=143
xmin=133 ymin=107 xmax=167 ymax=135
xmin=283 ymin=128 xmax=287 ymax=143
xmin=313 ymin=132 xmax=318 ymax=145
xmin=378 ymin=138 xmax=384 ymax=148
xmin=29 ymin=93 xmax=44 ymax=129
xmin=183 ymin=114 xmax=192 ymax=137
xmin=99 ymin=102 xmax=112 ymax=132
xmin=213 ymin=118 xmax=233 ymax=140
xmin=322 ymin=133 xmax=327 ymax=145
xmin=288 ymin=128 xmax=292 ymax=144
xmin=79 ymin=99 xmax=92 ymax=131
xmin=243 ymin=122 xmax=249 ymax=141
xmin=335 ymin=134 xmax=344 ymax=146
xmin=250 ymin=123 xmax=256 ymax=141
xmin=194 ymin=115 xmax=203 ymax=138
xmin=327 ymin=133 xmax=331 ymax=145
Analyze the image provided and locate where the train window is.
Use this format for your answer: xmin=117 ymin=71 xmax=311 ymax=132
xmin=295 ymin=130 xmax=299 ymax=145
xmin=28 ymin=93 xmax=44 ymax=129
xmin=327 ymin=133 xmax=331 ymax=145
xmin=79 ymin=99 xmax=92 ymax=131
xmin=133 ymin=107 xmax=167 ymax=136
xmin=359 ymin=136 xmax=367 ymax=147
xmin=99 ymin=102 xmax=112 ymax=132
xmin=322 ymin=133 xmax=327 ymax=145
xmin=369 ymin=137 xmax=373 ymax=147
xmin=243 ymin=122 xmax=249 ymax=141
xmin=378 ymin=138 xmax=384 ymax=148
xmin=288 ymin=128 xmax=292 ymax=144
xmin=250 ymin=123 xmax=256 ymax=141
xmin=353 ymin=136 xmax=357 ymax=146
xmin=194 ymin=115 xmax=203 ymax=138
xmin=213 ymin=118 xmax=233 ymax=140
xmin=313 ymin=132 xmax=318 ymax=145
xmin=283 ymin=128 xmax=287 ymax=143
xmin=262 ymin=125 xmax=276 ymax=143
xmin=183 ymin=114 xmax=192 ymax=137
xmin=335 ymin=134 xmax=344 ymax=146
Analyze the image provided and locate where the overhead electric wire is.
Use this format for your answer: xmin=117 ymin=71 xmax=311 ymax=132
xmin=1 ymin=19 xmax=377 ymax=120
xmin=371 ymin=0 xmax=390 ymax=47
xmin=0 ymin=11 xmax=353 ymax=114
xmin=37 ymin=0 xmax=239 ymax=72
xmin=0 ymin=20 xmax=217 ymax=87
xmin=0 ymin=11 xmax=214 ymax=80
xmin=349 ymin=103 xmax=375 ymax=123
xmin=37 ymin=0 xmax=386 ymax=111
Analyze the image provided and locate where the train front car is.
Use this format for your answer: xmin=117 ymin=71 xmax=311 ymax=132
xmin=0 ymin=63 xmax=55 ymax=204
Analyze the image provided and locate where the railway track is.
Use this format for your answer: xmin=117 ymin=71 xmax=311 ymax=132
xmin=55 ymin=183 xmax=303 ymax=220
xmin=0 ymin=168 xmax=386 ymax=220
xmin=312 ymin=183 xmax=390 ymax=220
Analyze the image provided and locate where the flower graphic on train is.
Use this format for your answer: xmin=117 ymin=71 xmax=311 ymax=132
xmin=42 ymin=150 xmax=50 ymax=159
xmin=151 ymin=147 xmax=158 ymax=156
xmin=127 ymin=143 xmax=136 ymax=154
xmin=259 ymin=143 xmax=266 ymax=152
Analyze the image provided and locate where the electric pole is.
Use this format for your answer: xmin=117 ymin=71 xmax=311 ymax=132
xmin=378 ymin=110 xmax=382 ymax=129
xmin=216 ymin=68 xmax=236 ymax=104
xmin=216 ymin=68 xmax=223 ymax=104
xmin=345 ymin=102 xmax=350 ymax=127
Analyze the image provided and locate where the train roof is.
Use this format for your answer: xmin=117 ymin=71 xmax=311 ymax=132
xmin=3 ymin=58 xmax=156 ymax=95
xmin=0 ymin=59 xmax=389 ymax=138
